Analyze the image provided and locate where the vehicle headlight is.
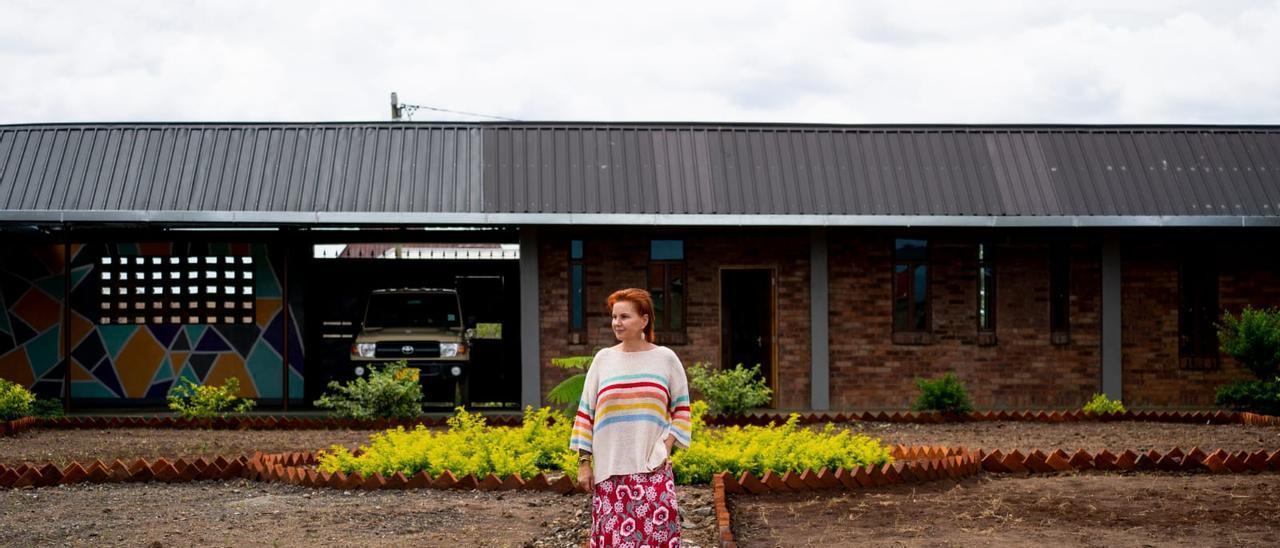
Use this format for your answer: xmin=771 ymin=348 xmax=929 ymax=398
xmin=353 ymin=343 xmax=376 ymax=358
xmin=440 ymin=343 xmax=459 ymax=357
xmin=450 ymin=365 xmax=463 ymax=377
xmin=354 ymin=366 xmax=365 ymax=377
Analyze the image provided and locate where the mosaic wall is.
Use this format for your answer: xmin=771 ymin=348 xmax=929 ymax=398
xmin=0 ymin=242 xmax=303 ymax=402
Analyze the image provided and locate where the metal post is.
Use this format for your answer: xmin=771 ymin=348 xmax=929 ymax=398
xmin=280 ymin=237 xmax=290 ymax=411
xmin=809 ymin=228 xmax=829 ymax=411
xmin=1101 ymin=238 xmax=1122 ymax=400
xmin=61 ymin=226 xmax=72 ymax=413
xmin=518 ymin=227 xmax=540 ymax=409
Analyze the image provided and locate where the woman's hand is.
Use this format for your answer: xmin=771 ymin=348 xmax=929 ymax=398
xmin=577 ymin=460 xmax=593 ymax=489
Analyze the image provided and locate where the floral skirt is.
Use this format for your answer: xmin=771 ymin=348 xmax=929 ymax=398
xmin=590 ymin=462 xmax=681 ymax=548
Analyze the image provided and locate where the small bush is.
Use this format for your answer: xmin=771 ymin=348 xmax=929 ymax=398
xmin=314 ymin=360 xmax=423 ymax=419
xmin=1217 ymin=307 xmax=1280 ymax=379
xmin=686 ymin=362 xmax=773 ymax=416
xmin=546 ymin=355 xmax=593 ymax=418
xmin=671 ymin=402 xmax=894 ymax=484
xmin=0 ymin=379 xmax=35 ymax=421
xmin=1215 ymin=378 xmax=1280 ymax=416
xmin=30 ymin=398 xmax=65 ymax=418
xmin=317 ymin=406 xmax=576 ymax=479
xmin=912 ymin=373 xmax=974 ymax=415
xmin=1082 ymin=393 xmax=1126 ymax=415
xmin=167 ymin=377 xmax=255 ymax=419
xmin=319 ymin=402 xmax=893 ymax=485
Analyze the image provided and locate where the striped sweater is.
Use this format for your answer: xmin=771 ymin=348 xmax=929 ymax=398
xmin=569 ymin=345 xmax=692 ymax=484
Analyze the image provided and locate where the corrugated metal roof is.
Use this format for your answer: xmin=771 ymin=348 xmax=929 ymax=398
xmin=482 ymin=126 xmax=1280 ymax=216
xmin=0 ymin=124 xmax=484 ymax=214
xmin=2 ymin=122 xmax=1279 ymax=224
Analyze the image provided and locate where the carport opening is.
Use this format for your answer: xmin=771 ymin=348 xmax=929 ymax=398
xmin=305 ymin=240 xmax=521 ymax=410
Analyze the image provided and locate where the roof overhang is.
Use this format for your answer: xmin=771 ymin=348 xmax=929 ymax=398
xmin=2 ymin=210 xmax=1279 ymax=228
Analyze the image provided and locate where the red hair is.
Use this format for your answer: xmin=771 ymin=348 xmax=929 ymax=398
xmin=607 ymin=288 xmax=655 ymax=342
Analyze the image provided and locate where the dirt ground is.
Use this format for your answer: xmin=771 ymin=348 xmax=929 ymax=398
xmin=0 ymin=428 xmax=719 ymax=547
xmin=0 ymin=428 xmax=383 ymax=466
xmin=0 ymin=480 xmax=718 ymax=548
xmin=731 ymin=473 xmax=1280 ymax=547
xmin=841 ymin=420 xmax=1280 ymax=453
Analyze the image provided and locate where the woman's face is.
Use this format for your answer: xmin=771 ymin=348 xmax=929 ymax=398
xmin=611 ymin=300 xmax=648 ymax=342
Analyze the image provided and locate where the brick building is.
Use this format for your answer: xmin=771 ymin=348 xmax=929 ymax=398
xmin=2 ymin=122 xmax=1278 ymax=411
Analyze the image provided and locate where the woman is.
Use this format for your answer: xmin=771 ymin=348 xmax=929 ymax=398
xmin=569 ymin=288 xmax=692 ymax=547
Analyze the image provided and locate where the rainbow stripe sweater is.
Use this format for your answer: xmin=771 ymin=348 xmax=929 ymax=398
xmin=569 ymin=346 xmax=692 ymax=484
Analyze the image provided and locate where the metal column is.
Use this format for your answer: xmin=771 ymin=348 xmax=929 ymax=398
xmin=519 ymin=227 xmax=541 ymax=409
xmin=1101 ymin=238 xmax=1122 ymax=400
xmin=280 ymin=238 xmax=290 ymax=411
xmin=61 ymin=227 xmax=72 ymax=412
xmin=810 ymin=228 xmax=829 ymax=410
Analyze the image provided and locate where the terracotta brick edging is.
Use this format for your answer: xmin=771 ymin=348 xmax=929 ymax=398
xmin=0 ymin=455 xmax=249 ymax=489
xmin=712 ymin=473 xmax=736 ymax=548
xmin=706 ymin=409 xmax=1280 ymax=427
xmin=0 ymin=417 xmax=39 ymax=438
xmin=1 ymin=410 xmax=1274 ymax=437
xmin=24 ymin=415 xmax=520 ymax=432
xmin=978 ymin=446 xmax=1280 ymax=474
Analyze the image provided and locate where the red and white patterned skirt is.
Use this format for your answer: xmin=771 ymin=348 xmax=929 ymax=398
xmin=590 ymin=462 xmax=682 ymax=547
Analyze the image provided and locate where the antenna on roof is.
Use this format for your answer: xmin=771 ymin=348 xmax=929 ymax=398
xmin=387 ymin=92 xmax=520 ymax=122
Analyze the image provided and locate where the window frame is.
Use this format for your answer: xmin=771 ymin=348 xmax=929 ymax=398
xmin=568 ymin=239 xmax=586 ymax=344
xmin=1049 ymin=242 xmax=1070 ymax=345
xmin=976 ymin=241 xmax=997 ymax=346
xmin=892 ymin=238 xmax=931 ymax=344
xmin=1178 ymin=246 xmax=1220 ymax=370
xmin=647 ymin=239 xmax=687 ymax=345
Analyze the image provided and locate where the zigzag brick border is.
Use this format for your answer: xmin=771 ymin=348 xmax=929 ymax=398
xmin=8 ymin=445 xmax=1268 ymax=491
xmin=3 ymin=410 xmax=1274 ymax=438
xmin=712 ymin=473 xmax=735 ymax=548
xmin=707 ymin=409 xmax=1280 ymax=427
xmin=0 ymin=455 xmax=250 ymax=488
xmin=977 ymin=446 xmax=1280 ymax=474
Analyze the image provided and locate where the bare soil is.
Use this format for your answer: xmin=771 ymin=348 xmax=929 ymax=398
xmin=841 ymin=420 xmax=1280 ymax=453
xmin=731 ymin=474 xmax=1280 ymax=547
xmin=0 ymin=428 xmax=382 ymax=467
xmin=0 ymin=481 xmax=718 ymax=548
xmin=0 ymin=428 xmax=719 ymax=547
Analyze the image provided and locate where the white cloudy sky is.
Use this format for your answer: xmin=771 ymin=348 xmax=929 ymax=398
xmin=2 ymin=0 xmax=1279 ymax=124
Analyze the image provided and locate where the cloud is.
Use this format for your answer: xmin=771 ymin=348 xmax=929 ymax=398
xmin=0 ymin=0 xmax=1278 ymax=124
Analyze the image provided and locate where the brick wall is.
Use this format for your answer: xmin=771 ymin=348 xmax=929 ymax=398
xmin=828 ymin=231 xmax=1102 ymax=410
xmin=537 ymin=228 xmax=812 ymax=409
xmin=1122 ymin=234 xmax=1280 ymax=407
xmin=539 ymin=227 xmax=1279 ymax=411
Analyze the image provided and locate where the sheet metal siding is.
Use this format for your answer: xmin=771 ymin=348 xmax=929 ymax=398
xmin=4 ymin=124 xmax=1280 ymax=218
xmin=0 ymin=125 xmax=485 ymax=214
xmin=478 ymin=127 xmax=1279 ymax=216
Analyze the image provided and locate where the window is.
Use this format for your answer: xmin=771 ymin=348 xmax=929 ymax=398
xmin=648 ymin=240 xmax=686 ymax=344
xmin=977 ymin=242 xmax=997 ymax=345
xmin=1179 ymin=249 xmax=1219 ymax=369
xmin=98 ymin=255 xmax=255 ymax=325
xmin=569 ymin=239 xmax=586 ymax=344
xmin=892 ymin=238 xmax=930 ymax=343
xmin=1049 ymin=243 xmax=1070 ymax=344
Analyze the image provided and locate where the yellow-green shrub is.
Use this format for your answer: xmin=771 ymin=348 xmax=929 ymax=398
xmin=318 ymin=401 xmax=894 ymax=485
xmin=1082 ymin=392 xmax=1126 ymax=415
xmin=670 ymin=401 xmax=893 ymax=484
xmin=317 ymin=406 xmax=577 ymax=479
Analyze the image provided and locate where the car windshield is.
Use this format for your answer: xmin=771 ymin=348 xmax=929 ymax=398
xmin=364 ymin=293 xmax=461 ymax=329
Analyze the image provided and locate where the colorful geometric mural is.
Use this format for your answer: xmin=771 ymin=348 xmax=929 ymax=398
xmin=0 ymin=242 xmax=303 ymax=402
